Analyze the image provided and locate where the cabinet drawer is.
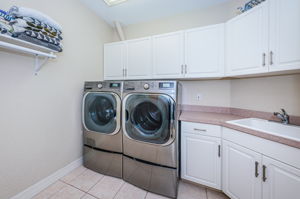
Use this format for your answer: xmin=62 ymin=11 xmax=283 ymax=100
xmin=181 ymin=121 xmax=221 ymax=137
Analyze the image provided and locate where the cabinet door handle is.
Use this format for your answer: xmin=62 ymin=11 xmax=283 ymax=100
xmin=181 ymin=64 xmax=184 ymax=74
xmin=125 ymin=69 xmax=127 ymax=77
xmin=122 ymin=68 xmax=125 ymax=77
xmin=262 ymin=53 xmax=266 ymax=66
xmin=185 ymin=65 xmax=187 ymax=74
xmin=262 ymin=165 xmax=267 ymax=182
xmin=218 ymin=145 xmax=221 ymax=157
xmin=255 ymin=161 xmax=259 ymax=177
xmin=193 ymin=128 xmax=207 ymax=132
xmin=270 ymin=51 xmax=274 ymax=65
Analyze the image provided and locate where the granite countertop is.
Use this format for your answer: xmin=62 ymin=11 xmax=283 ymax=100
xmin=179 ymin=110 xmax=300 ymax=149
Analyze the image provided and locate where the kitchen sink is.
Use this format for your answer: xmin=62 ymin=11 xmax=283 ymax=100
xmin=226 ymin=118 xmax=300 ymax=142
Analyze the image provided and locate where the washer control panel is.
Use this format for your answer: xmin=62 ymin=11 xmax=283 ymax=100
xmin=123 ymin=81 xmax=176 ymax=93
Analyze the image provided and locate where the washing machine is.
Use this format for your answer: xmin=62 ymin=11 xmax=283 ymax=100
xmin=82 ymin=81 xmax=123 ymax=178
xmin=122 ymin=80 xmax=181 ymax=198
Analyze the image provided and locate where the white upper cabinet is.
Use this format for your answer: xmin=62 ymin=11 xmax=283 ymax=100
xmin=126 ymin=37 xmax=152 ymax=79
xmin=104 ymin=0 xmax=300 ymax=80
xmin=269 ymin=0 xmax=300 ymax=72
xmin=152 ymin=31 xmax=184 ymax=79
xmin=226 ymin=2 xmax=269 ymax=76
xmin=222 ymin=140 xmax=262 ymax=199
xmin=104 ymin=42 xmax=125 ymax=80
xmin=262 ymin=156 xmax=300 ymax=199
xmin=185 ymin=24 xmax=225 ymax=78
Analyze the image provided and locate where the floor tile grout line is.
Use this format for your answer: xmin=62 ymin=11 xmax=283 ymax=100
xmin=32 ymin=181 xmax=66 ymax=199
xmin=59 ymin=180 xmax=87 ymax=192
xmin=59 ymin=179 xmax=97 ymax=196
xmin=144 ymin=192 xmax=149 ymax=199
xmin=59 ymin=172 xmax=105 ymax=197
xmin=86 ymin=174 xmax=105 ymax=193
xmin=60 ymin=167 xmax=88 ymax=184
xmin=84 ymin=175 xmax=106 ymax=199
xmin=113 ymin=180 xmax=126 ymax=199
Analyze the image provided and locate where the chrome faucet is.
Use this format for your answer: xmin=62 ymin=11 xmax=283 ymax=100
xmin=273 ymin=109 xmax=290 ymax=124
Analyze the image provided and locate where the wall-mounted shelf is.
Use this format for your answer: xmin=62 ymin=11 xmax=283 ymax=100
xmin=0 ymin=34 xmax=58 ymax=75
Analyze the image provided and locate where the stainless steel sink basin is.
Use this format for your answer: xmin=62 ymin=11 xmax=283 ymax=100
xmin=226 ymin=118 xmax=300 ymax=142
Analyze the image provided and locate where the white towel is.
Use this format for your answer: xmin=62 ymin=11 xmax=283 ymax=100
xmin=8 ymin=6 xmax=62 ymax=31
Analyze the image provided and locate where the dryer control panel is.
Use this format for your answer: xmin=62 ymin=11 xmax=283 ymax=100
xmin=159 ymin=82 xmax=174 ymax=89
xmin=123 ymin=81 xmax=177 ymax=95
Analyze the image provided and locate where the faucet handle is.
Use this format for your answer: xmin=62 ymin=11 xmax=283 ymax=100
xmin=273 ymin=111 xmax=280 ymax=116
xmin=281 ymin=108 xmax=287 ymax=115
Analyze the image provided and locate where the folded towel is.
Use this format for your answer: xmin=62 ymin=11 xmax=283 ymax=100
xmin=12 ymin=29 xmax=61 ymax=46
xmin=0 ymin=18 xmax=13 ymax=35
xmin=8 ymin=6 xmax=62 ymax=31
xmin=10 ymin=18 xmax=63 ymax=40
xmin=13 ymin=32 xmax=62 ymax=52
xmin=0 ymin=9 xmax=14 ymax=21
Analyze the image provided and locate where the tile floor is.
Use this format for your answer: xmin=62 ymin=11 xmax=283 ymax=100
xmin=32 ymin=166 xmax=230 ymax=199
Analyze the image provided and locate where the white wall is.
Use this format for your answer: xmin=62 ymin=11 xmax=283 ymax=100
xmin=230 ymin=74 xmax=300 ymax=116
xmin=181 ymin=80 xmax=231 ymax=107
xmin=113 ymin=0 xmax=246 ymax=41
xmin=0 ymin=0 xmax=113 ymax=198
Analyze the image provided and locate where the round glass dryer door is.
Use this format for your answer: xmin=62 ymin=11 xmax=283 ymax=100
xmin=83 ymin=92 xmax=121 ymax=134
xmin=123 ymin=94 xmax=175 ymax=145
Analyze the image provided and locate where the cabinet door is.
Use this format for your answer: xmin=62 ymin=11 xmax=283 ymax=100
xmin=269 ymin=0 xmax=300 ymax=72
xmin=104 ymin=42 xmax=125 ymax=80
xmin=226 ymin=2 xmax=269 ymax=76
xmin=222 ymin=140 xmax=262 ymax=199
xmin=185 ymin=24 xmax=224 ymax=78
xmin=153 ymin=31 xmax=184 ymax=78
xmin=181 ymin=133 xmax=221 ymax=190
xmin=262 ymin=156 xmax=300 ymax=199
xmin=126 ymin=37 xmax=152 ymax=79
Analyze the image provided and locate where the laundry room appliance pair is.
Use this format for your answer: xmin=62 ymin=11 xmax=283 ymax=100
xmin=82 ymin=80 xmax=181 ymax=198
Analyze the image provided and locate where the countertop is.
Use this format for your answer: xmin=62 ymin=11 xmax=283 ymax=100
xmin=179 ymin=110 xmax=300 ymax=149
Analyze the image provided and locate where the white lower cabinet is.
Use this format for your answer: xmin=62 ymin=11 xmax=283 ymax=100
xmin=222 ymin=128 xmax=300 ymax=199
xmin=181 ymin=122 xmax=221 ymax=190
xmin=262 ymin=156 xmax=300 ymax=199
xmin=181 ymin=122 xmax=300 ymax=199
xmin=222 ymin=140 xmax=262 ymax=199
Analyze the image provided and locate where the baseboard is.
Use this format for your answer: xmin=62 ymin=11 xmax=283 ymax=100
xmin=10 ymin=157 xmax=83 ymax=199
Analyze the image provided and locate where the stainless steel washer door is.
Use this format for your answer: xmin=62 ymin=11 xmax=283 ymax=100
xmin=83 ymin=92 xmax=121 ymax=135
xmin=123 ymin=94 xmax=175 ymax=145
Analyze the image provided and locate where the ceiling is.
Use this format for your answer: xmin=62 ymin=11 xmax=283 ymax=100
xmin=80 ymin=0 xmax=230 ymax=26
